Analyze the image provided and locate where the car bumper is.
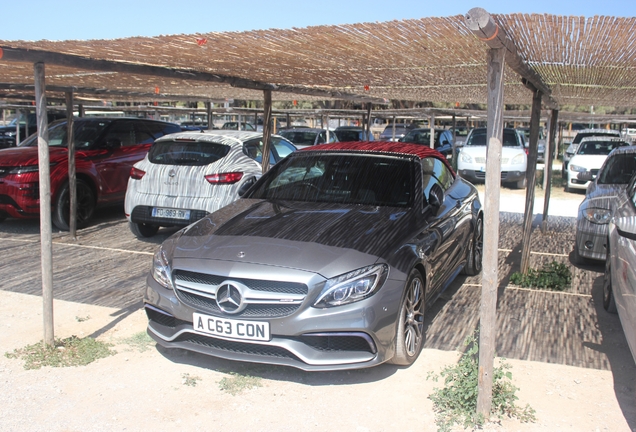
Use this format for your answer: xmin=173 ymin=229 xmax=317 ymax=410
xmin=143 ymin=266 xmax=404 ymax=371
xmin=458 ymin=169 xmax=526 ymax=184
xmin=129 ymin=205 xmax=208 ymax=228
xmin=575 ymin=221 xmax=608 ymax=261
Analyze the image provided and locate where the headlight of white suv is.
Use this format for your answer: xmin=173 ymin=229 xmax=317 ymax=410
xmin=511 ymin=154 xmax=525 ymax=165
xmin=569 ymin=164 xmax=587 ymax=172
xmin=313 ymin=264 xmax=388 ymax=308
xmin=459 ymin=152 xmax=473 ymax=164
xmin=583 ymin=207 xmax=611 ymax=224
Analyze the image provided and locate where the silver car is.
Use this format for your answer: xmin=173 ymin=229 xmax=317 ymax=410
xmin=143 ymin=141 xmax=483 ymax=370
xmin=604 ymin=173 xmax=636 ymax=364
xmin=574 ymin=146 xmax=636 ymax=263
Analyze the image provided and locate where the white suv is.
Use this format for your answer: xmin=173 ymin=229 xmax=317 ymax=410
xmin=124 ymin=130 xmax=296 ymax=237
xmin=457 ymin=127 xmax=527 ymax=189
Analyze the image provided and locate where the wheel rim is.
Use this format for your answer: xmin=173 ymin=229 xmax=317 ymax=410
xmin=402 ymin=277 xmax=424 ymax=356
xmin=61 ymin=183 xmax=94 ymax=225
xmin=474 ymin=219 xmax=484 ymax=272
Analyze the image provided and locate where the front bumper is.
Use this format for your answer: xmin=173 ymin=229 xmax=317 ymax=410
xmin=575 ymin=220 xmax=608 ymax=262
xmin=144 ymin=264 xmax=405 ymax=371
xmin=458 ymin=169 xmax=526 ymax=184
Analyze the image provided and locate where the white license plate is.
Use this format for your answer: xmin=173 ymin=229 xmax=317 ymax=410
xmin=192 ymin=312 xmax=270 ymax=342
xmin=152 ymin=207 xmax=191 ymax=220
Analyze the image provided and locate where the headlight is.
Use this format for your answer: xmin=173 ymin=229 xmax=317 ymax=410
xmin=459 ymin=152 xmax=473 ymax=164
xmin=313 ymin=264 xmax=388 ymax=308
xmin=583 ymin=207 xmax=611 ymax=224
xmin=570 ymin=164 xmax=586 ymax=173
xmin=511 ymin=154 xmax=525 ymax=165
xmin=9 ymin=162 xmax=57 ymax=174
xmin=5 ymin=131 xmax=16 ymax=137
xmin=152 ymin=245 xmax=174 ymax=289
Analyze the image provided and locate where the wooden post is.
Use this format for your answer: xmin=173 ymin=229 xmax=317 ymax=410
xmin=261 ymin=90 xmax=273 ymax=174
xmin=238 ymin=113 xmax=242 ymax=131
xmin=391 ymin=116 xmax=396 ymax=141
xmin=15 ymin=109 xmax=21 ymax=144
xmin=366 ymin=103 xmax=372 ymax=140
xmin=326 ymin=114 xmax=330 ymax=142
xmin=66 ymin=92 xmax=77 ymax=239
xmin=520 ymin=88 xmax=542 ymax=274
xmin=24 ymin=109 xmax=29 ymax=144
xmin=34 ymin=62 xmax=54 ymax=347
xmin=452 ymin=114 xmax=457 ymax=165
xmin=429 ymin=114 xmax=435 ymax=149
xmin=78 ymin=104 xmax=84 ymax=117
xmin=206 ymin=101 xmax=213 ymax=130
xmin=477 ymin=47 xmax=506 ymax=417
xmin=286 ymin=113 xmax=290 ymax=129
xmin=541 ymin=110 xmax=559 ymax=232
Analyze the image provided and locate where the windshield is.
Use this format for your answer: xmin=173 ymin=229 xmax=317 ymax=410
xmin=576 ymin=140 xmax=626 ymax=156
xmin=148 ymin=140 xmax=230 ymax=165
xmin=465 ymin=129 xmax=521 ymax=147
xmin=279 ymin=130 xmax=319 ymax=146
xmin=20 ymin=120 xmax=111 ymax=148
xmin=247 ymin=153 xmax=414 ymax=207
xmin=597 ymin=153 xmax=636 ymax=184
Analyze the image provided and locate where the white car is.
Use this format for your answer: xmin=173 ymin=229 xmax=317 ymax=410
xmin=562 ymin=128 xmax=621 ymax=177
xmin=566 ymin=137 xmax=628 ymax=192
xmin=457 ymin=127 xmax=527 ymax=189
xmin=124 ymin=130 xmax=296 ymax=237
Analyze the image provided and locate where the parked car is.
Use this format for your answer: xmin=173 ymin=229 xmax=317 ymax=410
xmin=457 ymin=127 xmax=527 ymax=188
xmin=125 ymin=130 xmax=296 ymax=237
xmin=399 ymin=128 xmax=454 ymax=158
xmin=563 ymin=128 xmax=621 ymax=176
xmin=0 ymin=112 xmax=66 ymax=148
xmin=143 ymin=141 xmax=483 ymax=370
xmin=179 ymin=121 xmax=211 ymax=131
xmin=574 ymin=146 xmax=636 ymax=263
xmin=566 ymin=137 xmax=629 ymax=192
xmin=278 ymin=127 xmax=337 ymax=149
xmin=333 ymin=126 xmax=374 ymax=142
xmin=604 ymin=172 xmax=636 ymax=364
xmin=516 ymin=127 xmax=546 ymax=163
xmin=0 ymin=117 xmax=181 ymax=229
xmin=220 ymin=122 xmax=256 ymax=131
xmin=449 ymin=127 xmax=470 ymax=147
xmin=255 ymin=117 xmax=283 ymax=132
xmin=378 ymin=123 xmax=416 ymax=141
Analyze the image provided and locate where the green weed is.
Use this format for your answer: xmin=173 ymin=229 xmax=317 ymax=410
xmin=218 ymin=372 xmax=262 ymax=395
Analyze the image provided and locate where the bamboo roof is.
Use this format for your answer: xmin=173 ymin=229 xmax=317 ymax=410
xmin=0 ymin=12 xmax=635 ymax=109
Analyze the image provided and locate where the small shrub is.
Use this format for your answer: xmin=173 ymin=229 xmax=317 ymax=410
xmin=5 ymin=336 xmax=115 ymax=370
xmin=121 ymin=331 xmax=155 ymax=352
xmin=428 ymin=332 xmax=536 ymax=432
xmin=510 ymin=261 xmax=571 ymax=291
xmin=182 ymin=373 xmax=201 ymax=387
xmin=218 ymin=372 xmax=262 ymax=395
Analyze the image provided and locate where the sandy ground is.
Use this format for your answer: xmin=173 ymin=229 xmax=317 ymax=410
xmin=0 ymin=181 xmax=634 ymax=432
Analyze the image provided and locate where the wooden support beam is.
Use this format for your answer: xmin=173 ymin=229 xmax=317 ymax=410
xmin=261 ymin=90 xmax=273 ymax=174
xmin=541 ymin=109 xmax=559 ymax=232
xmin=34 ymin=62 xmax=54 ymax=347
xmin=477 ymin=47 xmax=506 ymax=417
xmin=66 ymin=91 xmax=77 ymax=239
xmin=465 ymin=8 xmax=558 ymax=110
xmin=520 ymin=88 xmax=543 ymax=274
xmin=205 ymin=102 xmax=213 ymax=130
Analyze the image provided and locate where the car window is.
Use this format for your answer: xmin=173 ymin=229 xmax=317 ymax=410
xmin=335 ymin=130 xmax=361 ymax=141
xmin=577 ymin=141 xmax=626 ymax=155
xmin=248 ymin=154 xmax=413 ymax=207
xmin=103 ymin=121 xmax=138 ymax=147
xmin=20 ymin=120 xmax=111 ymax=148
xmin=279 ymin=131 xmax=319 ymax=146
xmin=421 ymin=157 xmax=454 ymax=200
xmin=597 ymin=153 xmax=636 ymax=184
xmin=465 ymin=129 xmax=520 ymax=147
xmin=143 ymin=121 xmax=181 ymax=139
xmin=148 ymin=140 xmax=230 ymax=165
xmin=244 ymin=137 xmax=296 ymax=165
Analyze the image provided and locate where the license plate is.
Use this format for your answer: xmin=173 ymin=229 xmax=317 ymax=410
xmin=192 ymin=312 xmax=270 ymax=342
xmin=479 ymin=166 xmax=485 ymax=172
xmin=152 ymin=207 xmax=191 ymax=220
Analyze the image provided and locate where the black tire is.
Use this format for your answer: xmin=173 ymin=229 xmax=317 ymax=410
xmin=515 ymin=177 xmax=527 ymax=189
xmin=603 ymin=242 xmax=618 ymax=314
xmin=390 ymin=269 xmax=425 ymax=366
xmin=129 ymin=221 xmax=160 ymax=238
xmin=462 ymin=215 xmax=483 ymax=276
xmin=52 ymin=180 xmax=95 ymax=231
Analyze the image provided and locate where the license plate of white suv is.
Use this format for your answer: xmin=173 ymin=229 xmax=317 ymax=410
xmin=192 ymin=312 xmax=270 ymax=341
xmin=152 ymin=207 xmax=190 ymax=220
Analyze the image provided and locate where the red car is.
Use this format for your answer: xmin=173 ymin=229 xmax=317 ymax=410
xmin=0 ymin=117 xmax=181 ymax=230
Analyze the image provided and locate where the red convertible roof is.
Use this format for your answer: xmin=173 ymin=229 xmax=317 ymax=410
xmin=300 ymin=141 xmax=454 ymax=173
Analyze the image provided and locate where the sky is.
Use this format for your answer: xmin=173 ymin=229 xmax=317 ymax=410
xmin=3 ymin=0 xmax=636 ymax=41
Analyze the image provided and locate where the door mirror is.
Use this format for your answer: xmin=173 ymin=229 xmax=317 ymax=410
xmin=428 ymin=183 xmax=444 ymax=211
xmin=238 ymin=177 xmax=257 ymax=197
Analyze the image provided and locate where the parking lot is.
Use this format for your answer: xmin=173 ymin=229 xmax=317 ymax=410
xmin=0 ymin=204 xmax=635 ymax=431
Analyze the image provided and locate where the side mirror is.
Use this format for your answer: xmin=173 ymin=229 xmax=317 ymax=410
xmin=238 ymin=177 xmax=257 ymax=197
xmin=428 ymin=183 xmax=444 ymax=211
xmin=615 ymin=216 xmax=636 ymax=241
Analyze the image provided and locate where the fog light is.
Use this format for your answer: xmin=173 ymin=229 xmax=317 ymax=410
xmin=584 ymin=241 xmax=594 ymax=250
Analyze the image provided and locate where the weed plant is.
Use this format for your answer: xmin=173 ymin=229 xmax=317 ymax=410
xmin=510 ymin=261 xmax=571 ymax=291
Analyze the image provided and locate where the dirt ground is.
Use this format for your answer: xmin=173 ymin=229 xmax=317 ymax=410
xmin=0 ymin=182 xmax=635 ymax=432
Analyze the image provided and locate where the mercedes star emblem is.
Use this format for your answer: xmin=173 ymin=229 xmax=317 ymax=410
xmin=216 ymin=282 xmax=244 ymax=314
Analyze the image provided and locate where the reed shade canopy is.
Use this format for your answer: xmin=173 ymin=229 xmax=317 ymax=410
xmin=0 ymin=13 xmax=635 ymax=109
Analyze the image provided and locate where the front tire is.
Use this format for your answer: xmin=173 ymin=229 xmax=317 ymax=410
xmin=603 ymin=242 xmax=617 ymax=313
xmin=390 ymin=269 xmax=425 ymax=366
xmin=462 ymin=215 xmax=483 ymax=276
xmin=515 ymin=177 xmax=527 ymax=189
xmin=52 ymin=180 xmax=95 ymax=231
xmin=129 ymin=221 xmax=160 ymax=238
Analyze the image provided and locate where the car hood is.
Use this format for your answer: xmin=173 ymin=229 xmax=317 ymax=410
xmin=569 ymin=154 xmax=608 ymax=169
xmin=0 ymin=146 xmax=68 ymax=166
xmin=580 ymin=182 xmax=628 ymax=211
xmin=171 ymin=199 xmax=416 ymax=277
